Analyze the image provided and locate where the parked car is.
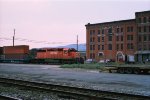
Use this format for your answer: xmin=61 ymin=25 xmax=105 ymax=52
xmin=85 ymin=59 xmax=96 ymax=63
xmin=98 ymin=59 xmax=110 ymax=63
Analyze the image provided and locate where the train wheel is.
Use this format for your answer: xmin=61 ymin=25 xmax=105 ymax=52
xmin=109 ymin=69 xmax=112 ymax=73
xmin=133 ymin=69 xmax=140 ymax=74
xmin=125 ymin=68 xmax=133 ymax=74
xmin=118 ymin=68 xmax=125 ymax=74
xmin=143 ymin=70 xmax=148 ymax=74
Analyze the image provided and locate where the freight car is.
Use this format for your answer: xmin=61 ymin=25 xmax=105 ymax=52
xmin=0 ymin=45 xmax=29 ymax=63
xmin=28 ymin=48 xmax=84 ymax=64
xmin=105 ymin=64 xmax=150 ymax=74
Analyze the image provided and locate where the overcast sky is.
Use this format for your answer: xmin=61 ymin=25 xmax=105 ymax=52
xmin=0 ymin=0 xmax=150 ymax=49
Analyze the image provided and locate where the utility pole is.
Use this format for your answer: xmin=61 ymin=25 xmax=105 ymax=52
xmin=77 ymin=35 xmax=78 ymax=51
xmin=13 ymin=29 xmax=15 ymax=46
xmin=91 ymin=32 xmax=93 ymax=63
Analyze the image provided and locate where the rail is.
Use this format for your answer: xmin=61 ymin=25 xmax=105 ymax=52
xmin=0 ymin=77 xmax=149 ymax=100
xmin=0 ymin=95 xmax=21 ymax=100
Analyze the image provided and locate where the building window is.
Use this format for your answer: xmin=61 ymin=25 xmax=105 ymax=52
xmin=102 ymin=29 xmax=104 ymax=34
xmin=127 ymin=26 xmax=134 ymax=32
xmin=121 ymin=35 xmax=123 ymax=41
xmin=117 ymin=28 xmax=119 ymax=33
xmin=131 ymin=35 xmax=133 ymax=40
xmin=90 ymin=30 xmax=96 ymax=35
xmin=127 ymin=43 xmax=133 ymax=50
xmin=121 ymin=28 xmax=123 ymax=32
xmin=102 ymin=45 xmax=104 ymax=50
xmin=127 ymin=27 xmax=130 ymax=32
xmin=98 ymin=37 xmax=100 ymax=42
xmin=102 ymin=37 xmax=104 ymax=42
xmin=90 ymin=53 xmax=92 ymax=58
xmin=90 ymin=30 xmax=92 ymax=34
xmin=108 ymin=28 xmax=112 ymax=33
xmin=138 ymin=27 xmax=141 ymax=32
xmin=127 ymin=43 xmax=130 ymax=49
xmin=143 ymin=17 xmax=147 ymax=23
xmin=144 ymin=35 xmax=147 ymax=41
xmin=143 ymin=45 xmax=147 ymax=50
xmin=139 ymin=35 xmax=142 ymax=42
xmin=117 ymin=36 xmax=119 ymax=41
xmin=131 ymin=43 xmax=134 ymax=49
xmin=90 ymin=30 xmax=92 ymax=35
xmin=116 ymin=44 xmax=119 ymax=50
xmin=98 ymin=52 xmax=103 ymax=57
xmin=138 ymin=18 xmax=141 ymax=23
xmin=127 ymin=35 xmax=133 ymax=40
xmin=93 ymin=30 xmax=95 ymax=35
xmin=108 ymin=44 xmax=112 ymax=50
xmin=90 ymin=53 xmax=95 ymax=59
xmin=90 ymin=45 xmax=95 ymax=50
xmin=93 ymin=37 xmax=95 ymax=42
xmin=90 ymin=37 xmax=95 ymax=42
xmin=98 ymin=30 xmax=100 ymax=34
xmin=93 ymin=53 xmax=95 ymax=59
xmin=144 ymin=26 xmax=147 ymax=32
xmin=90 ymin=45 xmax=92 ymax=50
xmin=127 ymin=35 xmax=130 ymax=40
xmin=131 ymin=27 xmax=133 ymax=32
xmin=108 ymin=36 xmax=112 ymax=41
xmin=90 ymin=37 xmax=92 ymax=42
xmin=93 ymin=45 xmax=95 ymax=50
xmin=121 ymin=44 xmax=123 ymax=50
xmin=98 ymin=45 xmax=100 ymax=50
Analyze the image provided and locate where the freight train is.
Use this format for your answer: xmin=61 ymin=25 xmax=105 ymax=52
xmin=0 ymin=45 xmax=84 ymax=64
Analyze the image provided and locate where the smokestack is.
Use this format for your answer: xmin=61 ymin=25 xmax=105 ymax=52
xmin=77 ymin=35 xmax=78 ymax=51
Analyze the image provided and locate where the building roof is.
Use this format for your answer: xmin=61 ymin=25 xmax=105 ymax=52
xmin=135 ymin=10 xmax=150 ymax=15
xmin=85 ymin=19 xmax=135 ymax=27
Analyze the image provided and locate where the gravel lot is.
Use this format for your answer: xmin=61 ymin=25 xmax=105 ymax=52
xmin=0 ymin=63 xmax=150 ymax=97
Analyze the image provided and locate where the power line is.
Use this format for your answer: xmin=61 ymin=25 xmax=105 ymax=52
xmin=0 ymin=37 xmax=77 ymax=44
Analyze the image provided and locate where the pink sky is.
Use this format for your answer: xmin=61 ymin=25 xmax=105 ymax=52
xmin=0 ymin=0 xmax=150 ymax=49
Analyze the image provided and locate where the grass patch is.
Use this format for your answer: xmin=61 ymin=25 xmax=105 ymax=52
xmin=60 ymin=62 xmax=150 ymax=70
xmin=60 ymin=63 xmax=116 ymax=70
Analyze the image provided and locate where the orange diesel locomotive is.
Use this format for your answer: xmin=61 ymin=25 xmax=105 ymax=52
xmin=31 ymin=48 xmax=81 ymax=64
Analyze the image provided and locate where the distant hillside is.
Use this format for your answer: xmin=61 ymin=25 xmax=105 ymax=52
xmin=57 ymin=43 xmax=86 ymax=51
xmin=36 ymin=43 xmax=86 ymax=51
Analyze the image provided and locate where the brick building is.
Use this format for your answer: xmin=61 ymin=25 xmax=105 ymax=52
xmin=135 ymin=11 xmax=150 ymax=62
xmin=85 ymin=10 xmax=150 ymax=62
xmin=0 ymin=47 xmax=3 ymax=60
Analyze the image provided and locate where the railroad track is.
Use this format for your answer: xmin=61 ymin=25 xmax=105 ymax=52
xmin=0 ymin=77 xmax=149 ymax=100
xmin=0 ymin=95 xmax=21 ymax=100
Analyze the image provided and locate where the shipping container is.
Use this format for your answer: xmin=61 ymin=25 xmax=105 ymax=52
xmin=4 ymin=54 xmax=28 ymax=60
xmin=1 ymin=45 xmax=29 ymax=63
xmin=3 ymin=45 xmax=29 ymax=54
